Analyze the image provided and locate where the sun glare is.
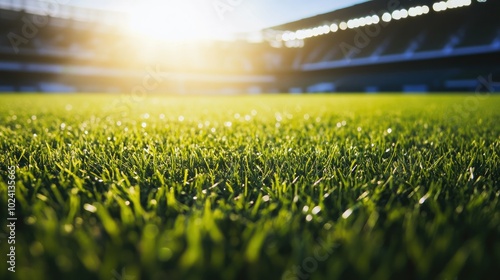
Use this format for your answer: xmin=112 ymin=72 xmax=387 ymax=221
xmin=126 ymin=0 xmax=219 ymax=42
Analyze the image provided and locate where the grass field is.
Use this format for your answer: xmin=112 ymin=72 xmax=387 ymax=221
xmin=0 ymin=94 xmax=499 ymax=280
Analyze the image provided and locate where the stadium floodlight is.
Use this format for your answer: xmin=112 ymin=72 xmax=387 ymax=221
xmin=409 ymin=7 xmax=419 ymax=17
xmin=382 ymin=12 xmax=392 ymax=22
xmin=392 ymin=10 xmax=401 ymax=20
xmin=321 ymin=25 xmax=331 ymax=34
xmin=400 ymin=9 xmax=409 ymax=18
xmin=330 ymin=23 xmax=339 ymax=32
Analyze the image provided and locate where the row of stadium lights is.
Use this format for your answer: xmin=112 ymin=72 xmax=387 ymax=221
xmin=280 ymin=0 xmax=473 ymax=47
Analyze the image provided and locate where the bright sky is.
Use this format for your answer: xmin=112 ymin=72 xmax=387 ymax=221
xmin=70 ymin=0 xmax=369 ymax=41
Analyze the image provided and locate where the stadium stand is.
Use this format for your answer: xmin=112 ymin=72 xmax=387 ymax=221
xmin=0 ymin=0 xmax=499 ymax=93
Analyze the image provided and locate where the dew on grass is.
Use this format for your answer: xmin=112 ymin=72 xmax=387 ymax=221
xmin=141 ymin=122 xmax=147 ymax=128
xmin=305 ymin=214 xmax=313 ymax=222
xmin=336 ymin=122 xmax=342 ymax=128
xmin=60 ymin=123 xmax=66 ymax=129
xmin=357 ymin=127 xmax=362 ymax=132
xmin=125 ymin=201 xmax=130 ymax=206
xmin=387 ymin=128 xmax=393 ymax=134
xmin=63 ymin=224 xmax=74 ymax=233
xmin=275 ymin=113 xmax=282 ymax=122
xmin=312 ymin=206 xmax=321 ymax=215
xmin=83 ymin=204 xmax=97 ymax=213
xmin=262 ymin=195 xmax=270 ymax=202
xmin=342 ymin=208 xmax=353 ymax=219
xmin=419 ymin=194 xmax=430 ymax=204
xmin=302 ymin=205 xmax=309 ymax=213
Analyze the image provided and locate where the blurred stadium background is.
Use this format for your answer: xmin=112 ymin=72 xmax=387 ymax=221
xmin=0 ymin=0 xmax=499 ymax=94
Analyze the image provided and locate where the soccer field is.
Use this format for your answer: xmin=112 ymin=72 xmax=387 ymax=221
xmin=1 ymin=94 xmax=499 ymax=280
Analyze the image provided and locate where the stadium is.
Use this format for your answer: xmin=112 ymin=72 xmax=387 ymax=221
xmin=0 ymin=0 xmax=499 ymax=279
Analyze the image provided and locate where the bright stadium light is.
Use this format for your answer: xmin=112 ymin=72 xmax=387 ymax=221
xmin=330 ymin=23 xmax=339 ymax=32
xmin=339 ymin=21 xmax=348 ymax=30
xmin=392 ymin=10 xmax=401 ymax=20
xmin=382 ymin=12 xmax=392 ymax=22
xmin=400 ymin=9 xmax=409 ymax=18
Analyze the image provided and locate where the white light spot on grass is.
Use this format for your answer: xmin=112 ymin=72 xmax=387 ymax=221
xmin=302 ymin=205 xmax=309 ymax=213
xmin=178 ymin=115 xmax=184 ymax=122
xmin=342 ymin=120 xmax=347 ymax=126
xmin=304 ymin=114 xmax=310 ymax=120
xmin=60 ymin=123 xmax=66 ymax=129
xmin=125 ymin=201 xmax=130 ymax=206
xmin=116 ymin=121 xmax=122 ymax=126
xmin=83 ymin=204 xmax=97 ymax=213
xmin=142 ymin=113 xmax=150 ymax=119
xmin=251 ymin=110 xmax=258 ymax=116
xmin=31 ymin=115 xmax=37 ymax=120
xmin=33 ymin=134 xmax=37 ymax=138
xmin=387 ymin=128 xmax=392 ymax=134
xmin=211 ymin=128 xmax=216 ymax=133
xmin=234 ymin=113 xmax=240 ymax=119
xmin=65 ymin=104 xmax=73 ymax=111
xmin=419 ymin=194 xmax=430 ymax=204
xmin=262 ymin=195 xmax=270 ymax=202
xmin=141 ymin=122 xmax=147 ymax=128
xmin=312 ymin=206 xmax=321 ymax=215
xmin=357 ymin=127 xmax=362 ymax=132
xmin=336 ymin=122 xmax=342 ymax=128
xmin=306 ymin=214 xmax=313 ymax=222
xmin=63 ymin=224 xmax=74 ymax=233
xmin=342 ymin=208 xmax=353 ymax=219
xmin=224 ymin=121 xmax=232 ymax=127
xmin=159 ymin=114 xmax=165 ymax=119
xmin=275 ymin=113 xmax=283 ymax=122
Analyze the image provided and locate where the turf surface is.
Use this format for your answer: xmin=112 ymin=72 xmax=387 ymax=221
xmin=0 ymin=94 xmax=499 ymax=280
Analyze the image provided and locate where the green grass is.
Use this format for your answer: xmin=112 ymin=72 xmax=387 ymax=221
xmin=0 ymin=94 xmax=499 ymax=280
